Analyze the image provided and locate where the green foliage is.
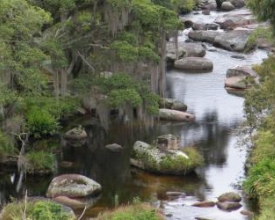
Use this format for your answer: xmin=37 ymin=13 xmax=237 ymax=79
xmin=246 ymin=27 xmax=274 ymax=51
xmin=1 ymin=200 xmax=74 ymax=220
xmin=25 ymin=96 xmax=81 ymax=118
xmin=247 ymin=0 xmax=275 ymax=32
xmin=26 ymin=151 xmax=55 ymax=172
xmin=95 ymin=73 xmax=160 ymax=115
xmin=26 ymin=107 xmax=59 ymax=138
xmin=0 ymin=131 xmax=17 ymax=158
xmin=244 ymin=56 xmax=275 ymax=129
xmin=30 ymin=201 xmax=73 ymax=220
xmin=97 ymin=203 xmax=162 ymax=220
xmin=244 ymin=158 xmax=275 ymax=199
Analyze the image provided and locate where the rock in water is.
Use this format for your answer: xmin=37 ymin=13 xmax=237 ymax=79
xmin=46 ymin=174 xmax=101 ymax=198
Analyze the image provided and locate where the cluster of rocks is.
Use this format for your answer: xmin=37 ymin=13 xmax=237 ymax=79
xmin=192 ymin=192 xmax=254 ymax=218
xmin=158 ymin=98 xmax=195 ymax=122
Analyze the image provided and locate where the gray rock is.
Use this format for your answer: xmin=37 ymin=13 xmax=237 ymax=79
xmin=226 ymin=66 xmax=258 ymax=78
xmin=175 ymin=57 xmax=213 ymax=72
xmin=217 ymin=201 xmax=242 ymax=211
xmin=225 ymin=76 xmax=247 ymax=89
xmin=64 ymin=126 xmax=87 ymax=140
xmin=46 ymin=174 xmax=102 ymax=198
xmin=221 ymin=2 xmax=235 ymax=11
xmin=218 ymin=192 xmax=242 ymax=202
xmin=230 ymin=0 xmax=245 ymax=8
xmin=213 ymin=30 xmax=252 ymax=52
xmin=159 ymin=98 xmax=187 ymax=112
xmin=105 ymin=143 xmax=123 ymax=152
xmin=188 ymin=30 xmax=221 ymax=44
xmin=159 ymin=109 xmax=195 ymax=122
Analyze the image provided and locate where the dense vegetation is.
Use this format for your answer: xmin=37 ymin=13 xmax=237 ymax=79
xmin=0 ymin=0 xmax=200 ymax=172
xmin=244 ymin=0 xmax=275 ymax=219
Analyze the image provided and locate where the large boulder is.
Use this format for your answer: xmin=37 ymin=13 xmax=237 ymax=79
xmin=226 ymin=66 xmax=258 ymax=78
xmin=175 ymin=57 xmax=213 ymax=72
xmin=130 ymin=141 xmax=203 ymax=175
xmin=213 ymin=30 xmax=252 ymax=52
xmin=215 ymin=12 xmax=255 ymax=30
xmin=188 ymin=30 xmax=221 ymax=44
xmin=230 ymin=0 xmax=245 ymax=8
xmin=46 ymin=174 xmax=102 ymax=198
xmin=225 ymin=66 xmax=258 ymax=95
xmin=166 ymin=42 xmax=206 ymax=67
xmin=221 ymin=1 xmax=235 ymax=11
xmin=159 ymin=109 xmax=195 ymax=122
xmin=159 ymin=98 xmax=187 ymax=112
xmin=218 ymin=192 xmax=242 ymax=202
xmin=198 ymin=0 xmax=217 ymax=10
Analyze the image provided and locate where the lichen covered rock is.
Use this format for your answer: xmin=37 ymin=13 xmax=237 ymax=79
xmin=131 ymin=141 xmax=203 ymax=175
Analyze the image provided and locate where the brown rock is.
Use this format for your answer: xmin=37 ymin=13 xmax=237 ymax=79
xmin=192 ymin=201 xmax=216 ymax=207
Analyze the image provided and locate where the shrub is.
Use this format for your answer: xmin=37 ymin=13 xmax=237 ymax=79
xmin=1 ymin=200 xmax=75 ymax=220
xmin=0 ymin=131 xmax=17 ymax=158
xmin=26 ymin=151 xmax=55 ymax=173
xmin=26 ymin=107 xmax=59 ymax=138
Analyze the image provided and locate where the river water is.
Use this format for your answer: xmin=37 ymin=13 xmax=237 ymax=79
xmin=0 ymin=8 xmax=268 ymax=220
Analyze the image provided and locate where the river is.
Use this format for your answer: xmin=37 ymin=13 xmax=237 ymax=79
xmin=0 ymin=8 xmax=268 ymax=220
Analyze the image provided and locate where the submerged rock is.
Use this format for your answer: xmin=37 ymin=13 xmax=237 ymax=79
xmin=159 ymin=109 xmax=195 ymax=122
xmin=130 ymin=141 xmax=203 ymax=175
xmin=46 ymin=174 xmax=102 ymax=198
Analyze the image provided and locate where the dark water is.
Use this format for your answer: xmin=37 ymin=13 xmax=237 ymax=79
xmin=0 ymin=8 xmax=267 ymax=220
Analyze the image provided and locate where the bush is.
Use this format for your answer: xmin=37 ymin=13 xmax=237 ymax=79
xmin=26 ymin=151 xmax=55 ymax=173
xmin=0 ymin=131 xmax=17 ymax=158
xmin=30 ymin=201 xmax=74 ymax=220
xmin=1 ymin=200 xmax=75 ymax=220
xmin=27 ymin=107 xmax=59 ymax=138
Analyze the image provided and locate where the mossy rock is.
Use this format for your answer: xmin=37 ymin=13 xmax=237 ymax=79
xmin=131 ymin=141 xmax=203 ymax=175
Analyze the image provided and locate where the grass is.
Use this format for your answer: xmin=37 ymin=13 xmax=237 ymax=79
xmin=1 ymin=200 xmax=75 ymax=220
xmin=96 ymin=203 xmax=163 ymax=220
